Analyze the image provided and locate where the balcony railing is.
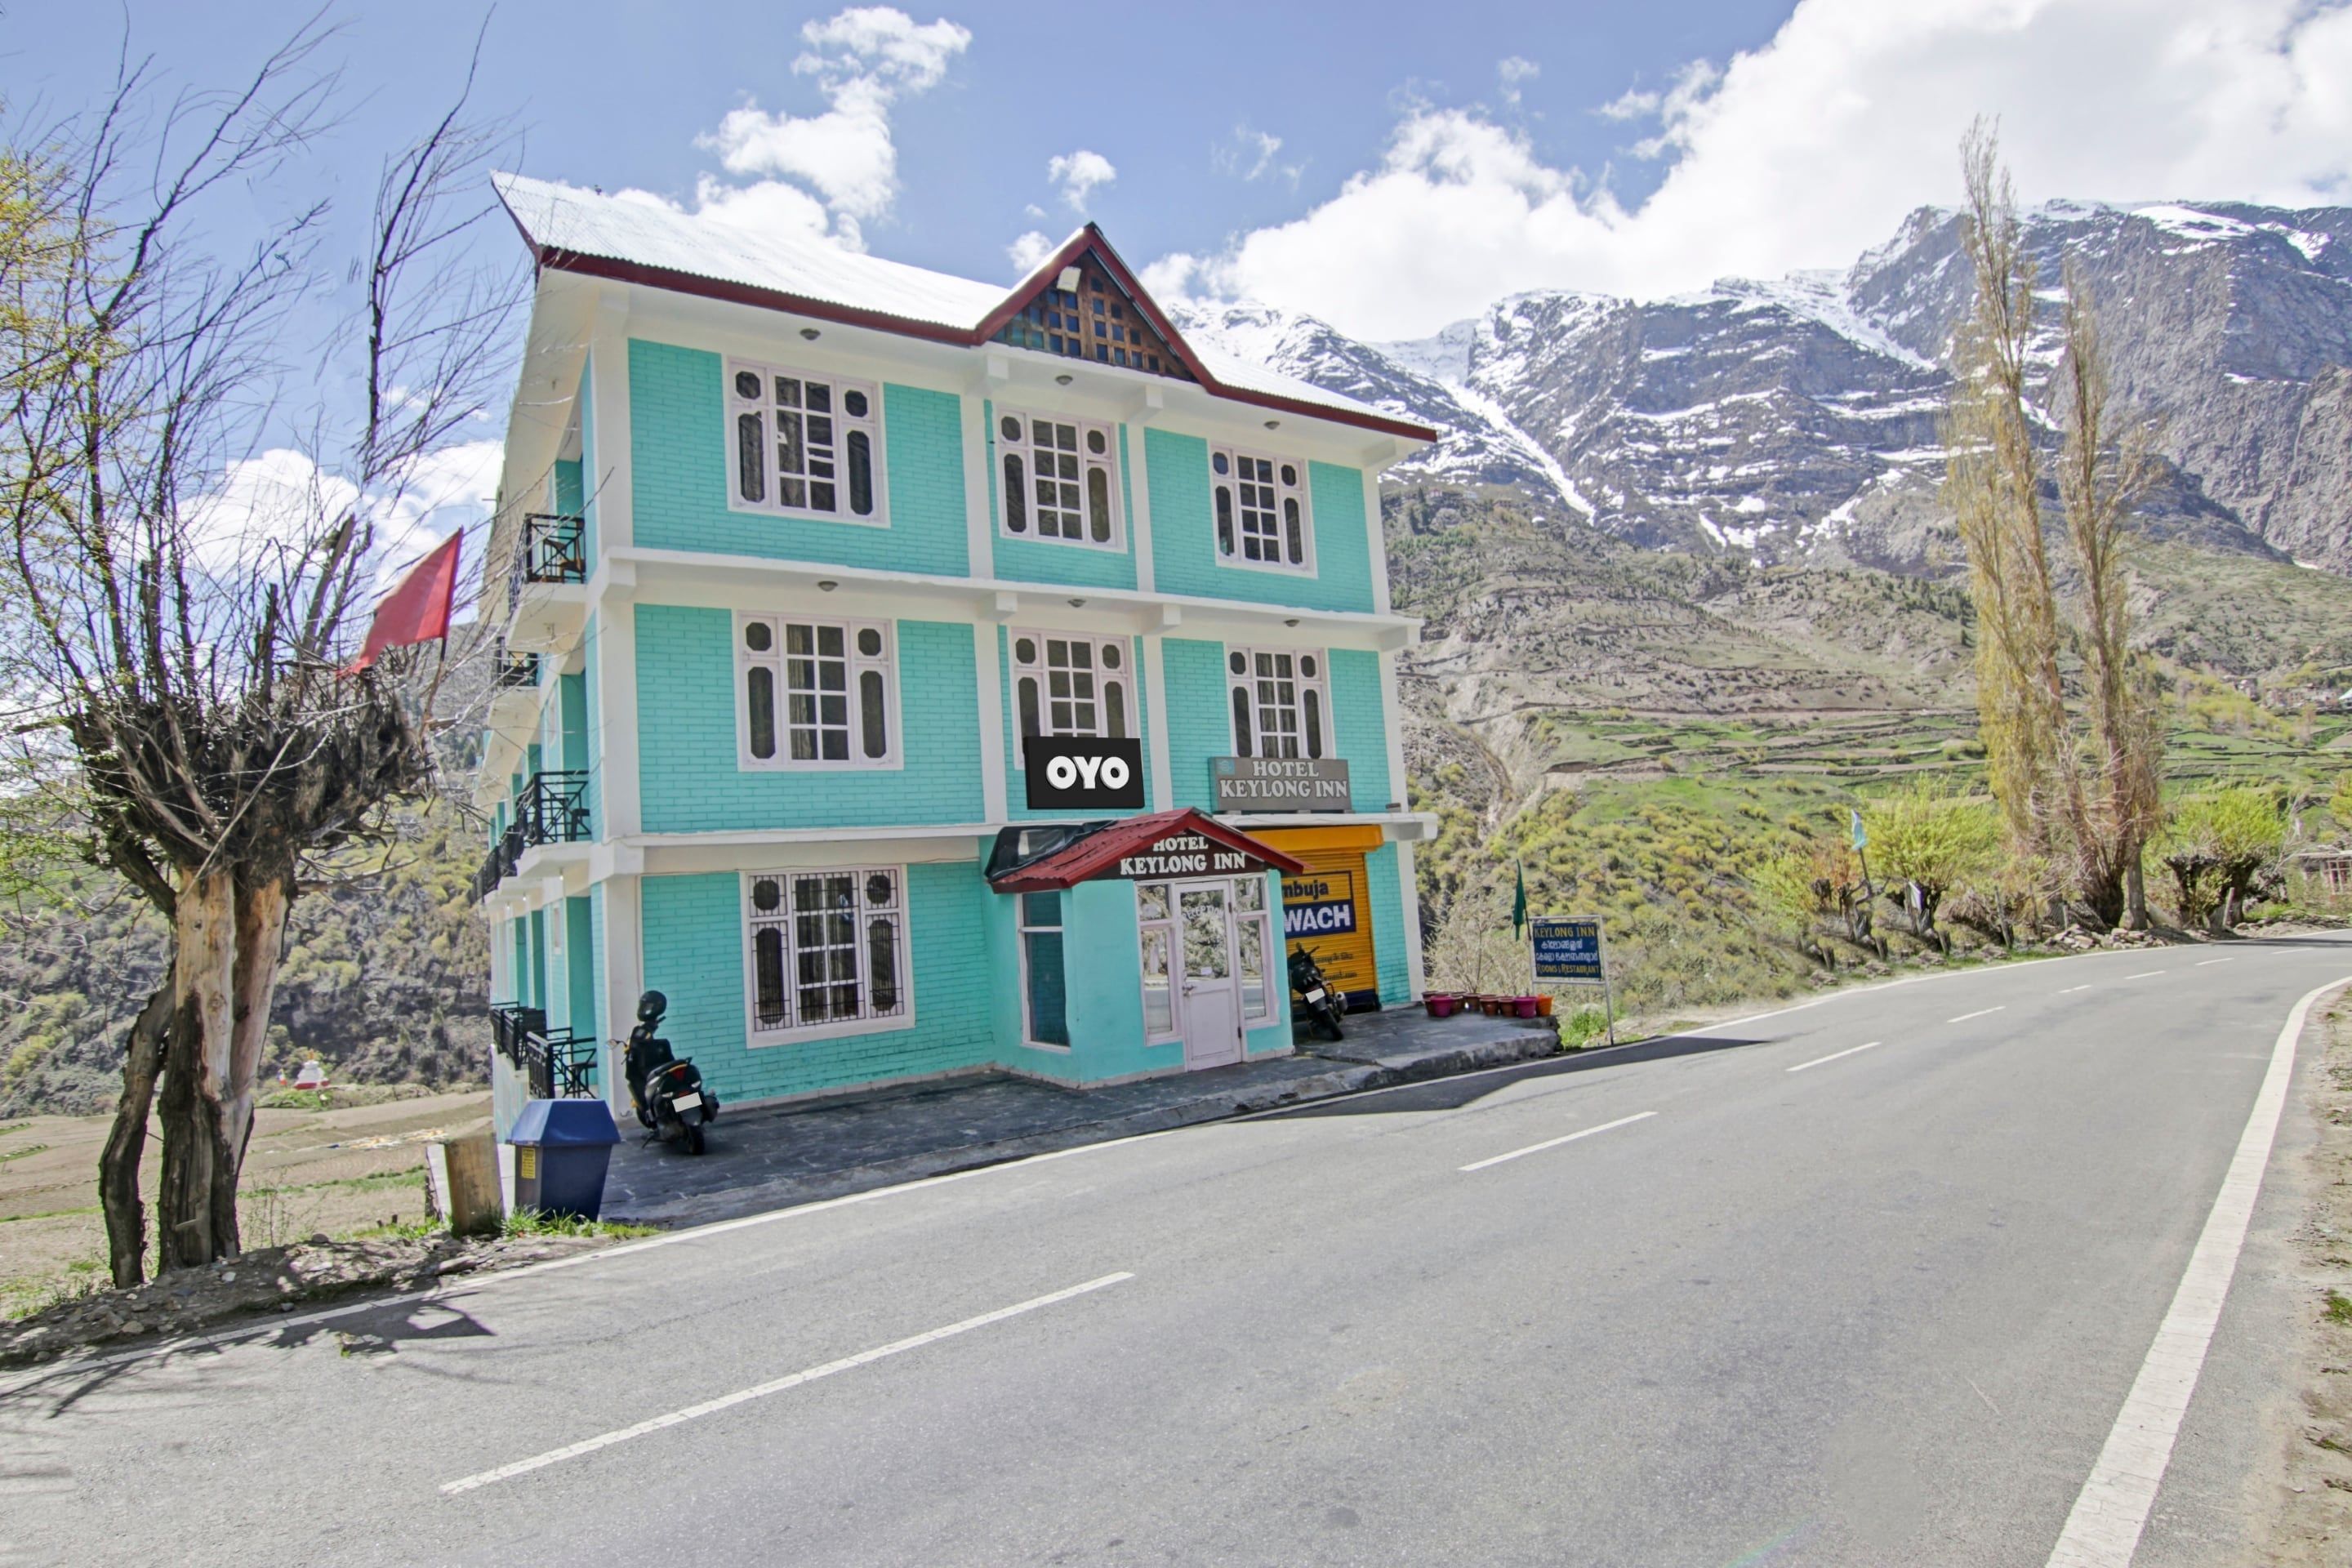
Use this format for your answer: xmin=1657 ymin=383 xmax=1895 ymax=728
xmin=490 ymin=1004 xmax=599 ymax=1099
xmin=516 ymin=769 xmax=590 ymax=848
xmin=470 ymin=772 xmax=589 ymax=902
xmin=495 ymin=648 xmax=541 ymax=688
xmin=506 ymin=512 xmax=586 ymax=616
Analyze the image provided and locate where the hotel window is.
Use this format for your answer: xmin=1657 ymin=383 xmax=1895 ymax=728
xmin=1136 ymin=882 xmax=1178 ymax=1040
xmin=1209 ymin=447 xmax=1310 ymax=570
xmin=1011 ymin=632 xmax=1132 ymax=750
xmin=745 ymin=868 xmax=907 ymax=1040
xmin=726 ymin=361 xmax=882 ymax=523
xmin=1018 ymin=892 xmax=1070 ymax=1048
xmin=1234 ymin=875 xmax=1272 ymax=1021
xmin=997 ymin=411 xmax=1120 ymax=547
xmin=1227 ymin=647 xmax=1329 ymax=760
xmin=737 ymin=614 xmax=898 ymax=769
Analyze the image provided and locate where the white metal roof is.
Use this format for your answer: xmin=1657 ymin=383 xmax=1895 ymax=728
xmin=492 ymin=173 xmax=1409 ymax=433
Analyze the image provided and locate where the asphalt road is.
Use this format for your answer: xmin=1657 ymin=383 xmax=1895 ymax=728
xmin=5 ymin=937 xmax=2350 ymax=1567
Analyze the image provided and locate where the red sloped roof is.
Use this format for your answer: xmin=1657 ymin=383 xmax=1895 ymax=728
xmin=987 ymin=808 xmax=1307 ymax=893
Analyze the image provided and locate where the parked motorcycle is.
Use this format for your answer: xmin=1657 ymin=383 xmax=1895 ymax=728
xmin=625 ymin=990 xmax=719 ymax=1155
xmin=1289 ymin=946 xmax=1347 ymax=1042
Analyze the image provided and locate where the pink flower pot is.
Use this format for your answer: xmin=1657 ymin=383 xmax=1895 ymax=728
xmin=1512 ymin=996 xmax=1541 ymax=1019
xmin=1426 ymin=994 xmax=1458 ymax=1018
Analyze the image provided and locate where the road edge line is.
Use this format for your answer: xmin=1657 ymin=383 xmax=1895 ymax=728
xmin=2044 ymin=974 xmax=2352 ymax=1568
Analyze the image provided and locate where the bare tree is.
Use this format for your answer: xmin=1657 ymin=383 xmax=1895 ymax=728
xmin=1944 ymin=121 xmax=2164 ymax=929
xmin=0 ymin=29 xmax=518 ymax=1282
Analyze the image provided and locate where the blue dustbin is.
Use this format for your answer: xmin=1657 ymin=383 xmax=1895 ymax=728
xmin=508 ymin=1099 xmax=622 ymax=1220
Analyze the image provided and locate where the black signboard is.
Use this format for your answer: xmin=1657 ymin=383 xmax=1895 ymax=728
xmin=1023 ymin=736 xmax=1146 ymax=811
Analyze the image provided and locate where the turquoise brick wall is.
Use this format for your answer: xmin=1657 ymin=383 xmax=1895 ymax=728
xmin=982 ymin=400 xmax=1139 ymax=591
xmin=1365 ymin=843 xmax=1412 ymax=1006
xmin=575 ymin=356 xmax=596 ymax=563
xmin=639 ymin=862 xmax=996 ymax=1106
xmin=1160 ymin=638 xmax=1390 ymax=813
xmin=997 ymin=626 xmax=1157 ymax=821
xmin=1143 ymin=429 xmax=1374 ymax=612
xmin=630 ymin=340 xmax=967 ymax=574
xmin=1160 ymin=637 xmax=1232 ymax=812
xmin=635 ymin=604 xmax=984 ymax=832
xmin=1325 ymin=648 xmax=1392 ymax=810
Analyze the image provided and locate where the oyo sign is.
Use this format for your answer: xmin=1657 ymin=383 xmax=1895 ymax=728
xmin=1024 ymin=736 xmax=1146 ymax=811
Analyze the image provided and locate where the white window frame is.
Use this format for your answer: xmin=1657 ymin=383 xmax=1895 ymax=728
xmin=724 ymin=359 xmax=887 ymax=526
xmin=995 ymin=409 xmax=1124 ymax=550
xmin=1209 ymin=446 xmax=1313 ymax=573
xmin=1135 ymin=881 xmax=1181 ymax=1043
xmin=736 ymin=612 xmax=902 ymax=772
xmin=1014 ymin=890 xmax=1072 ymax=1052
xmin=1009 ymin=630 xmax=1135 ymax=762
xmin=741 ymin=866 xmax=913 ymax=1045
xmin=1233 ymin=874 xmax=1275 ymax=1023
xmin=1227 ymin=645 xmax=1332 ymax=761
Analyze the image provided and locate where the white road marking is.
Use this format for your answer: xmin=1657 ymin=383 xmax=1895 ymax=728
xmin=1948 ymin=1007 xmax=2006 ymax=1023
xmin=439 ymin=1272 xmax=1134 ymax=1495
xmin=2195 ymin=957 xmax=2235 ymax=967
xmin=1787 ymin=1041 xmax=1884 ymax=1074
xmin=2058 ymin=985 xmax=2093 ymax=995
xmin=1459 ymin=1111 xmax=1657 ymax=1172
xmin=2045 ymin=974 xmax=2352 ymax=1568
xmin=2125 ymin=969 xmax=2166 ymax=980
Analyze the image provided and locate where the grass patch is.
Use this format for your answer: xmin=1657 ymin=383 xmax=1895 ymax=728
xmin=2326 ymin=1290 xmax=2352 ymax=1326
xmin=0 ymin=1144 xmax=49 ymax=1164
xmin=0 ymin=1122 xmax=31 ymax=1138
xmin=501 ymin=1209 xmax=656 ymax=1241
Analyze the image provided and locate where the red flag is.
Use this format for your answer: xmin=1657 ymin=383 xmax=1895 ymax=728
xmin=347 ymin=532 xmax=461 ymax=673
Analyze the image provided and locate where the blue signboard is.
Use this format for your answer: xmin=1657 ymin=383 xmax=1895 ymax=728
xmin=1531 ymin=916 xmax=1606 ymax=982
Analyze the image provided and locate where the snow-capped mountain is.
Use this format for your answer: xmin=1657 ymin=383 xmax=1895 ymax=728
xmin=1177 ymin=200 xmax=2352 ymax=576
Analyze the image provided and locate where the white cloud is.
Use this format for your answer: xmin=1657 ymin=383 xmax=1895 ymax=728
xmin=1164 ymin=0 xmax=2352 ymax=341
xmin=1497 ymin=56 xmax=1539 ymax=105
xmin=183 ymin=441 xmax=503 ymax=597
xmin=692 ymin=7 xmax=972 ymax=246
xmin=1006 ymin=230 xmax=1058 ymax=274
xmin=1047 ymin=149 xmax=1117 ymax=212
xmin=1214 ymin=124 xmax=1302 ymax=188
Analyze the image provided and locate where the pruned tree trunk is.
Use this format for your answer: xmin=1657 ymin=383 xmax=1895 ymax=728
xmin=2123 ymin=859 xmax=2148 ymax=931
xmin=157 ymin=868 xmax=238 ymax=1270
xmin=98 ymin=982 xmax=175 ymax=1288
xmin=225 ymin=875 xmax=291 ymax=1173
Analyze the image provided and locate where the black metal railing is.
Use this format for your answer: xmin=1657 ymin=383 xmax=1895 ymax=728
xmin=490 ymin=1004 xmax=598 ymax=1099
xmin=516 ymin=770 xmax=590 ymax=847
xmin=471 ymin=824 xmax=524 ymax=902
xmin=495 ymin=648 xmax=541 ymax=688
xmin=506 ymin=512 xmax=586 ymax=615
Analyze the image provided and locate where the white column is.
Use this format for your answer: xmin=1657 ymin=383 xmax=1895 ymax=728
xmin=1143 ymin=634 xmax=1175 ymax=811
xmin=593 ymin=581 xmax=643 ymax=839
xmin=1396 ymin=839 xmax=1425 ymax=1000
xmin=598 ymin=874 xmax=644 ymax=1121
xmin=1127 ymin=420 xmax=1156 ymax=595
xmin=961 ymin=391 xmax=993 ymax=577
xmin=1361 ymin=464 xmax=1390 ymax=616
xmin=975 ymin=621 xmax=1008 ymax=821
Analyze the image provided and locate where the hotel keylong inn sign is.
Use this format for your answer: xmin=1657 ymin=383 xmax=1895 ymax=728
xmin=1211 ymin=755 xmax=1351 ymax=813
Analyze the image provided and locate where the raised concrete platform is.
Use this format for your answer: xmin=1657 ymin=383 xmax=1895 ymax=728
xmin=601 ymin=1006 xmax=1557 ymax=1227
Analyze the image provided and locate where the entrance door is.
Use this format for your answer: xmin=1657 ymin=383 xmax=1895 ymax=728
xmin=1178 ymin=883 xmax=1243 ymax=1070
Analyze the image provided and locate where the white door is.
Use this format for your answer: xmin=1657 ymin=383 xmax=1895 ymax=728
xmin=1178 ymin=883 xmax=1244 ymax=1070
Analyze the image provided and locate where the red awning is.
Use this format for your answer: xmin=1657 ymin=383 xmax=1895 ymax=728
xmin=986 ymin=808 xmax=1307 ymax=893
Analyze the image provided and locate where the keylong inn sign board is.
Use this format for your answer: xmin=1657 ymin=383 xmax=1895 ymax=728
xmin=1112 ymin=830 xmax=1276 ymax=881
xmin=1212 ymin=755 xmax=1351 ymax=813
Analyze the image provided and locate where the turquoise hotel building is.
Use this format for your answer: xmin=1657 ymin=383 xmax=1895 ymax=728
xmin=475 ymin=175 xmax=1438 ymax=1134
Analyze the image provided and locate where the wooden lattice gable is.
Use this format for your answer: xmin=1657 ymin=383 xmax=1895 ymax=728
xmin=987 ymin=234 xmax=1197 ymax=381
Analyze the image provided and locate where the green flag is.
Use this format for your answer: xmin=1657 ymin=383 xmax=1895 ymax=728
xmin=1511 ymin=861 xmax=1528 ymax=938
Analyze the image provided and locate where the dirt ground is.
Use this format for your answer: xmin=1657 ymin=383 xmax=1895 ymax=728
xmin=0 ymin=1085 xmax=490 ymax=1316
xmin=2261 ymin=995 xmax=2352 ymax=1561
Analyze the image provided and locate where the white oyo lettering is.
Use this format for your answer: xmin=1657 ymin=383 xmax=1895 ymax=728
xmin=1101 ymin=758 xmax=1129 ymax=789
xmin=1047 ymin=756 xmax=1079 ymax=788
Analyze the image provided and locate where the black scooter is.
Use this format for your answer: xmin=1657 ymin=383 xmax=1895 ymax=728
xmin=626 ymin=990 xmax=719 ymax=1155
xmin=1290 ymin=946 xmax=1347 ymax=1041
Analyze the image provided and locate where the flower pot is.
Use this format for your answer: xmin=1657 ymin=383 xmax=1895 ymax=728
xmin=1512 ymin=996 xmax=1541 ymax=1019
xmin=1426 ymin=994 xmax=1458 ymax=1018
xmin=1535 ymin=995 xmax=1554 ymax=1017
xmin=1482 ymin=996 xmax=1506 ymax=1017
